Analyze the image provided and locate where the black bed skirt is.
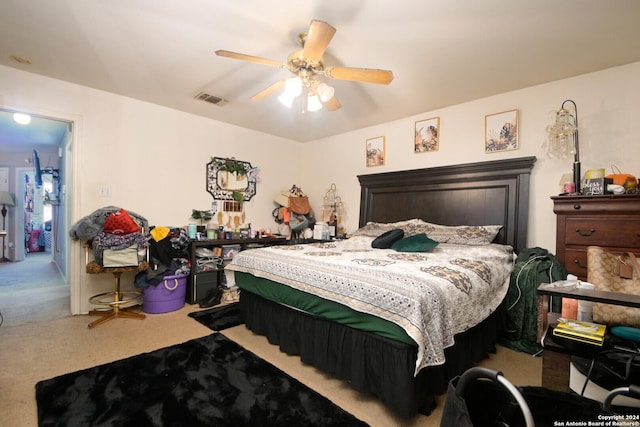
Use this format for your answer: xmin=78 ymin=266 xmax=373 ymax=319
xmin=239 ymin=290 xmax=505 ymax=419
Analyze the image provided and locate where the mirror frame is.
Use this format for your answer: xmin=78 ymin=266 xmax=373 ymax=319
xmin=206 ymin=157 xmax=257 ymax=201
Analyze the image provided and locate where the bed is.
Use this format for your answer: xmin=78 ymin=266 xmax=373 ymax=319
xmin=226 ymin=156 xmax=536 ymax=418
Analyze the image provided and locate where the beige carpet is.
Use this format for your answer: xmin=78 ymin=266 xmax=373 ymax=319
xmin=0 ymin=252 xmax=69 ymax=328
xmin=0 ymin=299 xmax=542 ymax=427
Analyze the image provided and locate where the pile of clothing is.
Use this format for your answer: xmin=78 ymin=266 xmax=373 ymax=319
xmin=134 ymin=226 xmax=191 ymax=290
xmin=92 ymin=208 xmax=148 ymax=267
xmin=69 ymin=206 xmax=148 ymax=242
xmin=69 ymin=206 xmax=149 ymax=267
xmin=70 ymin=206 xmax=192 ymax=288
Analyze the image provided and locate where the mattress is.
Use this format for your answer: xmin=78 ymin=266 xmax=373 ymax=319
xmin=226 ymin=236 xmax=514 ymax=374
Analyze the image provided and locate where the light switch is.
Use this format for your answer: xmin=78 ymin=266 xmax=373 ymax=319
xmin=98 ymin=186 xmax=111 ymax=198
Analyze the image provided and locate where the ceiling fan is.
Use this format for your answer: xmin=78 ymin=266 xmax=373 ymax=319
xmin=215 ymin=20 xmax=394 ymax=112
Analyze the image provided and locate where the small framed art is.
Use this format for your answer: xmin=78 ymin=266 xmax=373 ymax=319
xmin=485 ymin=109 xmax=518 ymax=153
xmin=414 ymin=117 xmax=439 ymax=153
xmin=366 ymin=136 xmax=385 ymax=167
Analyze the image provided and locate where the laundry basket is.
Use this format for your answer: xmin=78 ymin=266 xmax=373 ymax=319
xmin=142 ymin=274 xmax=187 ymax=314
xmin=440 ymin=367 xmax=639 ymax=427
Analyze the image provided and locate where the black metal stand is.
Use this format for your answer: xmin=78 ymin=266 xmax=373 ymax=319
xmin=0 ymin=205 xmax=9 ymax=263
xmin=562 ymin=99 xmax=581 ymax=194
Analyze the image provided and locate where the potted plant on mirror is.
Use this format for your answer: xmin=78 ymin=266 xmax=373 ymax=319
xmin=212 ymin=157 xmax=248 ymax=193
xmin=190 ymin=209 xmax=213 ymax=232
xmin=212 ymin=157 xmax=247 ymax=177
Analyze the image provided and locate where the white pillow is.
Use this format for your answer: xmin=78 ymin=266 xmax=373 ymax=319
xmin=350 ymin=219 xmax=429 ymax=237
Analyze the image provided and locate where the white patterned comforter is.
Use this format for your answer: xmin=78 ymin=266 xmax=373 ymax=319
xmin=226 ymin=236 xmax=514 ymax=374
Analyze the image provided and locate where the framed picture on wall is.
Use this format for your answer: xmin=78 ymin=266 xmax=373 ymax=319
xmin=485 ymin=109 xmax=518 ymax=153
xmin=414 ymin=117 xmax=439 ymax=153
xmin=366 ymin=136 xmax=385 ymax=167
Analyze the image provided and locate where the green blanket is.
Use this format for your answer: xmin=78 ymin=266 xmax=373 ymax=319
xmin=500 ymin=247 xmax=567 ymax=354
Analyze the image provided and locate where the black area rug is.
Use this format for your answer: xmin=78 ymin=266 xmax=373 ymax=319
xmin=36 ymin=333 xmax=368 ymax=427
xmin=188 ymin=302 xmax=243 ymax=331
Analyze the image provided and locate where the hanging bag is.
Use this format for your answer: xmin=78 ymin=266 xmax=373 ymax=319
xmin=288 ymin=195 xmax=310 ymax=215
xmin=588 ymin=246 xmax=640 ymax=327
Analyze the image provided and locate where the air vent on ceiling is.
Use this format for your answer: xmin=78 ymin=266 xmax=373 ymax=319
xmin=195 ymin=92 xmax=229 ymax=106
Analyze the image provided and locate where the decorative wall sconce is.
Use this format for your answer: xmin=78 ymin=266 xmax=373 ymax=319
xmin=545 ymin=99 xmax=581 ymax=193
xmin=321 ymin=183 xmax=344 ymax=237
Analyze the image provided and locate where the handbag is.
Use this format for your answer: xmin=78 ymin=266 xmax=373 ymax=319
xmin=288 ymin=195 xmax=310 ymax=214
xmin=102 ymin=244 xmax=140 ymax=267
xmin=606 ymin=165 xmax=637 ymax=187
xmin=588 ymin=246 xmax=640 ymax=327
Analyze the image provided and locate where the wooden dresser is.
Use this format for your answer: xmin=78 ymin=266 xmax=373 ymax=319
xmin=553 ymin=194 xmax=640 ymax=281
xmin=544 ymin=194 xmax=640 ymax=391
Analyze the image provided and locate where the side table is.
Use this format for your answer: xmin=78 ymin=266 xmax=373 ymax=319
xmin=537 ymin=282 xmax=640 ymax=391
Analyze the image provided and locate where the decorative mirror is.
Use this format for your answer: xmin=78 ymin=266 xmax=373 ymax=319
xmin=206 ymin=157 xmax=257 ymax=201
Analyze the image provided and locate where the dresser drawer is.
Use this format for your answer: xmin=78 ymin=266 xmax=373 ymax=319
xmin=563 ymin=248 xmax=588 ymax=277
xmin=564 ymin=217 xmax=640 ymax=247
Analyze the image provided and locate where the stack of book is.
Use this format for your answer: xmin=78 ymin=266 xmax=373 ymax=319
xmin=553 ymin=318 xmax=607 ymax=347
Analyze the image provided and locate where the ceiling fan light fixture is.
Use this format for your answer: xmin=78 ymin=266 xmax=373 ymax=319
xmin=13 ymin=113 xmax=31 ymax=125
xmin=278 ymin=91 xmax=296 ymax=108
xmin=316 ymin=82 xmax=334 ymax=102
xmin=284 ymin=77 xmax=303 ymax=97
xmin=215 ymin=20 xmax=392 ymax=114
xmin=306 ymin=93 xmax=323 ymax=112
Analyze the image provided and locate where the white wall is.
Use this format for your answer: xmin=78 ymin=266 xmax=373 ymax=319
xmin=0 ymin=65 xmax=301 ymax=312
xmin=1 ymin=61 xmax=639 ymax=312
xmin=304 ymin=61 xmax=640 ymax=253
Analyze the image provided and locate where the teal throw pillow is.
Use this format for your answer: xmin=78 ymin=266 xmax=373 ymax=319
xmin=391 ymin=233 xmax=439 ymax=252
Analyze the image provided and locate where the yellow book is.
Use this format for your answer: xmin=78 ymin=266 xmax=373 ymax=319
xmin=553 ymin=318 xmax=607 ymax=346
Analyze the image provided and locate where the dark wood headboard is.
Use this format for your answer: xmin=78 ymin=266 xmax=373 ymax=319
xmin=357 ymin=156 xmax=536 ymax=253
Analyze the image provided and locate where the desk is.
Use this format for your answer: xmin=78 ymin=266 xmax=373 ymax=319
xmin=537 ymin=282 xmax=640 ymax=391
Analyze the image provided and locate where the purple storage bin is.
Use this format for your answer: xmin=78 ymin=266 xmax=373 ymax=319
xmin=142 ymin=274 xmax=187 ymax=314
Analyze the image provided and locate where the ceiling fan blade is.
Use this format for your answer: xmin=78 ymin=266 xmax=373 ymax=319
xmin=325 ymin=66 xmax=394 ymax=85
xmin=215 ymin=50 xmax=285 ymax=68
xmin=250 ymin=79 xmax=286 ymax=101
xmin=322 ymin=96 xmax=342 ymax=111
xmin=302 ymin=20 xmax=336 ymax=63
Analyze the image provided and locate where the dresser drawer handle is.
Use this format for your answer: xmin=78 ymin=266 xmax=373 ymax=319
xmin=573 ymin=204 xmax=581 ymax=210
xmin=575 ymin=228 xmax=595 ymax=237
xmin=573 ymin=259 xmax=588 ymax=269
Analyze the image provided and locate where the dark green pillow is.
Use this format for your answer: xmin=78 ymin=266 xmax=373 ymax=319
xmin=372 ymin=228 xmax=404 ymax=249
xmin=391 ymin=233 xmax=439 ymax=252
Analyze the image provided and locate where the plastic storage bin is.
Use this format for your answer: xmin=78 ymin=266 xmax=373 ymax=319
xmin=142 ymin=274 xmax=187 ymax=314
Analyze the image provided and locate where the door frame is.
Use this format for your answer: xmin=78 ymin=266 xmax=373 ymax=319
xmin=4 ymin=103 xmax=83 ymax=314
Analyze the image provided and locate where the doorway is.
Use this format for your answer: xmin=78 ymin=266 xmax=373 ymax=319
xmin=0 ymin=108 xmax=73 ymax=326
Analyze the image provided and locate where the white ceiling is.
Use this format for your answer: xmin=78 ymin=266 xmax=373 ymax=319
xmin=1 ymin=0 xmax=640 ymax=145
